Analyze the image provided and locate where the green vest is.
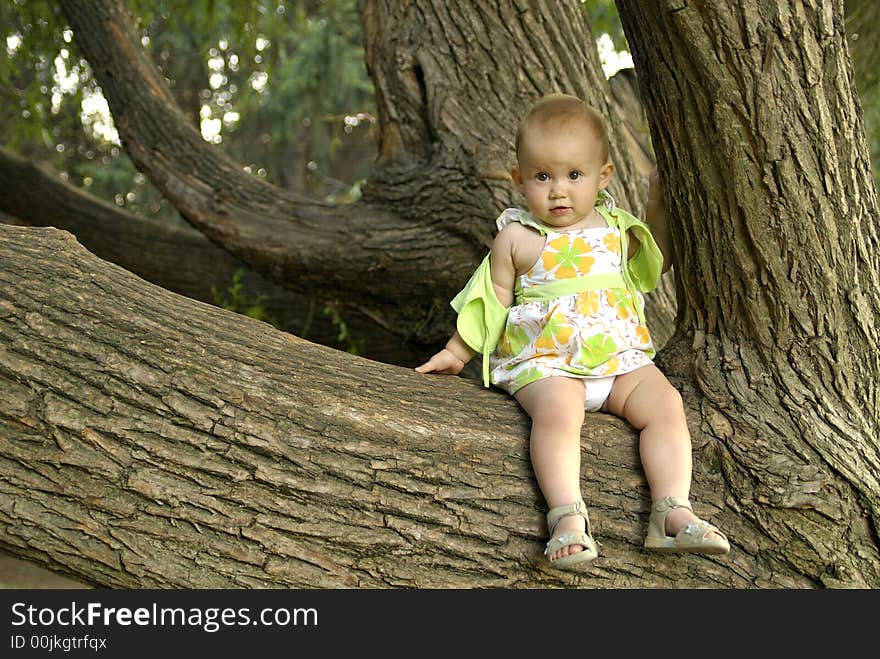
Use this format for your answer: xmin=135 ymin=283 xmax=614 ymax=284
xmin=451 ymin=206 xmax=663 ymax=387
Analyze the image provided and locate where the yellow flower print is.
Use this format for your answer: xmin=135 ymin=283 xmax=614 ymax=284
xmin=541 ymin=235 xmax=595 ymax=279
xmin=605 ymin=289 xmax=633 ymax=320
xmin=535 ymin=313 xmax=575 ymax=351
xmin=576 ymin=290 xmax=601 ymax=316
xmin=603 ymin=232 xmax=621 ymax=255
xmin=635 ymin=324 xmax=651 ymax=344
xmin=603 ymin=357 xmax=620 ymax=374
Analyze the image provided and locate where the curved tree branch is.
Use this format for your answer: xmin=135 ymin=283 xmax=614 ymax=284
xmin=0 ymin=147 xmax=426 ymax=363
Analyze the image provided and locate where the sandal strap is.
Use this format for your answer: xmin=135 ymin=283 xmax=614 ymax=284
xmin=646 ymin=496 xmax=692 ymax=542
xmin=677 ymin=520 xmax=728 ymax=543
xmin=546 ymin=499 xmax=591 ymax=536
xmin=651 ymin=496 xmax=693 ymax=514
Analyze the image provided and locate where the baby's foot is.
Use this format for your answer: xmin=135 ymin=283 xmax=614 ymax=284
xmin=664 ymin=506 xmax=726 ymax=543
xmin=544 ymin=501 xmax=599 ymax=566
xmin=548 ymin=514 xmax=588 ymax=561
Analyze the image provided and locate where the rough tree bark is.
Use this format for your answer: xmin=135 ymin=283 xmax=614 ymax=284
xmin=0 ymin=224 xmax=776 ymax=587
xmin=616 ymin=0 xmax=880 ymax=586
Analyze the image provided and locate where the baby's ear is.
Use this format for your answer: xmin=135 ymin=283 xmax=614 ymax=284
xmin=598 ymin=161 xmax=616 ymax=188
xmin=510 ymin=167 xmax=524 ymax=188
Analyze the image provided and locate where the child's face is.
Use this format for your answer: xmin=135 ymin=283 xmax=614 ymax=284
xmin=511 ymin=122 xmax=614 ymax=229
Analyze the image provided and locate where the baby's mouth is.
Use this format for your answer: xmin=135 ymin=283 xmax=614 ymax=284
xmin=550 ymin=206 xmax=570 ymax=216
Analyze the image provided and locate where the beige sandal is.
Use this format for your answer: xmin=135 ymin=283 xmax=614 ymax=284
xmin=644 ymin=496 xmax=730 ymax=555
xmin=544 ymin=499 xmax=599 ymax=569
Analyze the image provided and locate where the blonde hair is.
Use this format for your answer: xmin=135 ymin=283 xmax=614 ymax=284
xmin=515 ymin=93 xmax=610 ymax=164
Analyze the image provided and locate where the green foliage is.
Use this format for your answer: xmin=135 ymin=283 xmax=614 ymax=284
xmin=1 ymin=0 xmax=181 ymax=221
xmin=0 ymin=4 xmax=92 ymax=218
xmin=211 ymin=269 xmax=279 ymax=327
xmin=2 ymin=0 xmax=375 ymax=216
xmin=0 ymin=1 xmax=69 ymax=149
xmin=581 ymin=0 xmax=628 ymax=53
xmin=323 ymin=303 xmax=364 ymax=356
xmin=220 ymin=0 xmax=376 ymax=195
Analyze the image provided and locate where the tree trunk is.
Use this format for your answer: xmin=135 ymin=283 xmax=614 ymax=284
xmin=616 ymin=0 xmax=880 ymax=586
xmin=0 ymin=223 xmax=838 ymax=588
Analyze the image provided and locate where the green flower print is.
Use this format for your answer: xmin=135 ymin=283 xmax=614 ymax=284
xmin=541 ymin=235 xmax=595 ymax=279
xmin=513 ymin=366 xmax=543 ymax=389
xmin=578 ymin=334 xmax=618 ymax=368
xmin=535 ymin=313 xmax=574 ymax=351
xmin=498 ymin=324 xmax=530 ymax=357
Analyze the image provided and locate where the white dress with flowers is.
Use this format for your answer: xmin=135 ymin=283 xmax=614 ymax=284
xmin=488 ymin=209 xmax=655 ymax=395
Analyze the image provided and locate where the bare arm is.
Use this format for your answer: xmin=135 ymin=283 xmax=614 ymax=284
xmin=414 ymin=330 xmax=475 ymax=375
xmin=489 ymin=226 xmax=517 ymax=307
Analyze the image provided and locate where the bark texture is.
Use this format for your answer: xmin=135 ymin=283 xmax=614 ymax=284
xmin=1 ymin=224 xmax=731 ymax=589
xmin=3 ymin=224 xmax=844 ymax=588
xmin=617 ymin=0 xmax=880 ymax=586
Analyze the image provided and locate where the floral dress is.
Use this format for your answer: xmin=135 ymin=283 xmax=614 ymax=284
xmin=488 ymin=209 xmax=655 ymax=395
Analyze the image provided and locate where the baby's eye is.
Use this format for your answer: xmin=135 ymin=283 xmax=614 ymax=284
xmin=535 ymin=172 xmax=550 ymax=182
xmin=568 ymin=171 xmax=582 ymax=181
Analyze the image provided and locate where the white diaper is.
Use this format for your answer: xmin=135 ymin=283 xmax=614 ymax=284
xmin=583 ymin=376 xmax=615 ymax=412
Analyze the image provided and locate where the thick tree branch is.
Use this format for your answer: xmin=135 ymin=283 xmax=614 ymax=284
xmin=0 ymin=147 xmax=427 ymax=363
xmin=1 ymin=223 xmax=807 ymax=588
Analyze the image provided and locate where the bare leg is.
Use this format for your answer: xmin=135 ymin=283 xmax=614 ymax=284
xmin=603 ymin=364 xmax=720 ymax=537
xmin=515 ymin=377 xmax=588 ymax=560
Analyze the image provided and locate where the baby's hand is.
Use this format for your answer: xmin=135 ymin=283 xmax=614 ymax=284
xmin=414 ymin=349 xmax=466 ymax=375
